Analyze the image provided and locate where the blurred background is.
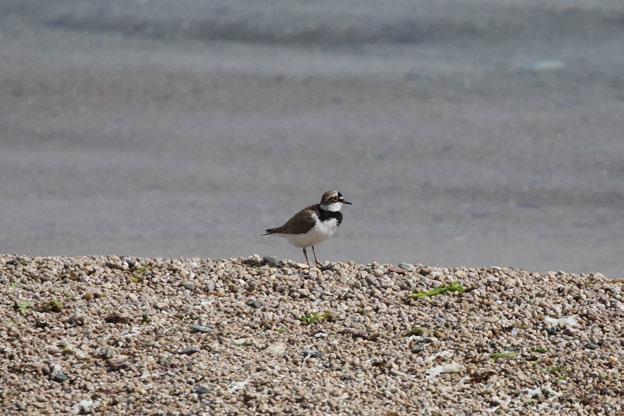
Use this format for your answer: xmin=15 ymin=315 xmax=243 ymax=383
xmin=1 ymin=0 xmax=623 ymax=276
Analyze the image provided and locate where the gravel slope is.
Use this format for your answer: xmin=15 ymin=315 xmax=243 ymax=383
xmin=0 ymin=255 xmax=622 ymax=414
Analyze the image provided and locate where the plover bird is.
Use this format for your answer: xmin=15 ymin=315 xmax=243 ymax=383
xmin=264 ymin=190 xmax=352 ymax=268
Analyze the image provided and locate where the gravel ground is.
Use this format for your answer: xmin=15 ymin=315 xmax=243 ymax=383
xmin=0 ymin=254 xmax=622 ymax=415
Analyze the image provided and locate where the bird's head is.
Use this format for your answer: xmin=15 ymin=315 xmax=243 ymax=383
xmin=320 ymin=190 xmax=352 ymax=212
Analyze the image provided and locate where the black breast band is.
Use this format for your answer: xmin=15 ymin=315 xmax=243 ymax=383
xmin=318 ymin=208 xmax=343 ymax=225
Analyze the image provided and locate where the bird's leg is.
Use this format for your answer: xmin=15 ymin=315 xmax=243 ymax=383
xmin=311 ymin=246 xmax=322 ymax=267
xmin=302 ymin=247 xmax=311 ymax=268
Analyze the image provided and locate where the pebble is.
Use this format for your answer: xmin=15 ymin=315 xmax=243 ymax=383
xmin=65 ymin=314 xmax=85 ymax=326
xmin=365 ymin=276 xmax=377 ymax=286
xmin=546 ymin=327 xmax=560 ymax=336
xmin=264 ymin=342 xmax=287 ymax=356
xmin=50 ymin=367 xmax=69 ymax=383
xmin=179 ymin=346 xmax=200 ymax=355
xmin=106 ymin=356 xmax=129 ymax=371
xmin=302 ymin=350 xmax=322 ymax=359
xmin=190 ymin=324 xmax=215 ymax=334
xmin=426 ymin=363 xmax=463 ymax=378
xmin=263 ymin=256 xmax=280 ymax=267
xmin=419 ymin=267 xmax=433 ymax=275
xmin=104 ymin=312 xmax=130 ymax=324
xmin=246 ymin=299 xmax=263 ymax=308
xmin=455 ymin=270 xmax=467 ymax=279
xmin=72 ymin=400 xmax=95 ymax=414
xmin=228 ymin=380 xmax=249 ymax=393
xmin=411 ymin=345 xmax=426 ymax=353
xmin=1 ymin=254 xmax=621 ymax=415
xmin=193 ymin=385 xmax=211 ymax=395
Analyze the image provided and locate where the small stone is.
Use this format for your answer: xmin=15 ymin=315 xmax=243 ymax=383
xmin=546 ymin=327 xmax=560 ymax=336
xmin=387 ymin=266 xmax=406 ymax=275
xmin=48 ymin=345 xmax=61 ymax=355
xmin=264 ymin=342 xmax=287 ymax=356
xmin=233 ymin=338 xmax=248 ymax=346
xmin=544 ymin=316 xmax=578 ymax=327
xmin=35 ymin=319 xmax=50 ymax=328
xmin=379 ymin=277 xmax=393 ymax=288
xmin=179 ymin=346 xmax=200 ymax=355
xmin=104 ymin=312 xmax=130 ymax=324
xmin=426 ymin=363 xmax=463 ymax=378
xmin=72 ymin=400 xmax=95 ymax=414
xmin=455 ymin=270 xmax=467 ymax=278
xmin=106 ymin=356 xmax=129 ymax=371
xmin=246 ymin=299 xmax=263 ymax=308
xmin=182 ymin=282 xmax=194 ymax=290
xmin=82 ymin=291 xmax=101 ymax=301
xmin=64 ymin=314 xmax=85 ymax=326
xmin=190 ymin=324 xmax=215 ymax=334
xmin=193 ymin=385 xmax=211 ymax=395
xmin=419 ymin=267 xmax=433 ymax=276
xmin=98 ymin=347 xmax=115 ymax=359
xmin=104 ymin=261 xmax=125 ymax=270
xmin=398 ymin=263 xmax=415 ymax=271
xmin=318 ymin=263 xmax=335 ymax=271
xmin=585 ymin=343 xmax=599 ymax=350
xmin=248 ymin=254 xmax=262 ymax=264
xmin=404 ymin=327 xmax=425 ymax=337
xmin=365 ymin=276 xmax=377 ymax=286
xmin=412 ymin=345 xmax=426 ymax=353
xmin=302 ymin=350 xmax=322 ymax=359
xmin=228 ymin=380 xmax=249 ymax=393
xmin=263 ymin=256 xmax=280 ymax=267
xmin=50 ymin=367 xmax=69 ymax=382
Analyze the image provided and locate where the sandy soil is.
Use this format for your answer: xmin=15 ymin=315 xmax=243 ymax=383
xmin=1 ymin=1 xmax=624 ymax=276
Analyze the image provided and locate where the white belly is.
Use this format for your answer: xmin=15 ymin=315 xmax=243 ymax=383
xmin=282 ymin=218 xmax=338 ymax=248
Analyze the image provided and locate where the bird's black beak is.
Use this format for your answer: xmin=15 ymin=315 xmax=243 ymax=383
xmin=342 ymin=199 xmax=352 ymax=205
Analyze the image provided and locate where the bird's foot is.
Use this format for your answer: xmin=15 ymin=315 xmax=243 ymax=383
xmin=316 ymin=262 xmax=335 ymax=271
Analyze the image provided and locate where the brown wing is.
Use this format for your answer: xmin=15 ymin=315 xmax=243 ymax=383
xmin=265 ymin=204 xmax=318 ymax=235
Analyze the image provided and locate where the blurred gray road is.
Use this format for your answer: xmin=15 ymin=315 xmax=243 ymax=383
xmin=1 ymin=0 xmax=624 ymax=275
